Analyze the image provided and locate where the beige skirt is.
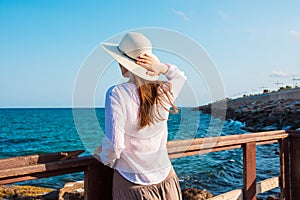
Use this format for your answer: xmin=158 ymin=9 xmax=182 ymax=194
xmin=112 ymin=167 xmax=182 ymax=200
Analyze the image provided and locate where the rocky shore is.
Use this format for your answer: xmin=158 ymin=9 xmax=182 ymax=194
xmin=0 ymin=183 xmax=213 ymax=200
xmin=194 ymin=88 xmax=300 ymax=132
xmin=0 ymin=182 xmax=84 ymax=200
xmin=182 ymin=188 xmax=213 ymax=200
xmin=0 ymin=185 xmax=55 ymax=200
xmin=0 ymin=183 xmax=280 ymax=200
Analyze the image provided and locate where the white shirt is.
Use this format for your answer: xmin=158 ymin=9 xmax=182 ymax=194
xmin=100 ymin=64 xmax=186 ymax=185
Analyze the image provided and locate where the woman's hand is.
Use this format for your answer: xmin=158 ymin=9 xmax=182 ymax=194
xmin=136 ymin=53 xmax=169 ymax=76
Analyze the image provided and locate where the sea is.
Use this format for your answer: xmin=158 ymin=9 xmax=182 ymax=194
xmin=0 ymin=108 xmax=280 ymax=198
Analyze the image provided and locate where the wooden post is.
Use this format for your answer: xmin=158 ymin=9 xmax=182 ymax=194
xmin=84 ymin=162 xmax=114 ymax=200
xmin=243 ymin=142 xmax=256 ymax=200
xmin=289 ymin=131 xmax=300 ymax=200
xmin=279 ymin=138 xmax=290 ymax=200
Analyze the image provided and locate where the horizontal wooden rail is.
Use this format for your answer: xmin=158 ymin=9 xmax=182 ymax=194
xmin=168 ymin=130 xmax=288 ymax=159
xmin=256 ymin=177 xmax=279 ymax=194
xmin=0 ymin=156 xmax=93 ymax=178
xmin=0 ymin=150 xmax=84 ymax=170
xmin=208 ymin=177 xmax=279 ymax=200
xmin=208 ymin=189 xmax=243 ymax=200
xmin=0 ymin=156 xmax=98 ymax=185
xmin=167 ymin=130 xmax=286 ymax=148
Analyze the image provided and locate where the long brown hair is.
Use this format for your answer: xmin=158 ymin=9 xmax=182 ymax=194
xmin=133 ymin=76 xmax=179 ymax=130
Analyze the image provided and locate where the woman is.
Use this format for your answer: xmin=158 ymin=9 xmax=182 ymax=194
xmin=95 ymin=32 xmax=186 ymax=200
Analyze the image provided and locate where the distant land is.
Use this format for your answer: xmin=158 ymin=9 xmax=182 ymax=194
xmin=194 ymin=87 xmax=300 ymax=132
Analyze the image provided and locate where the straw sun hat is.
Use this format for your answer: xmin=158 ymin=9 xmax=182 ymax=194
xmin=101 ymin=32 xmax=159 ymax=81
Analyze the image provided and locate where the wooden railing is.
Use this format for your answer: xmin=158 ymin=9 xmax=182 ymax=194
xmin=168 ymin=130 xmax=294 ymax=200
xmin=0 ymin=130 xmax=299 ymax=200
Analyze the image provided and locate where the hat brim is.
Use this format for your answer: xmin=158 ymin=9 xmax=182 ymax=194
xmin=101 ymin=42 xmax=159 ymax=81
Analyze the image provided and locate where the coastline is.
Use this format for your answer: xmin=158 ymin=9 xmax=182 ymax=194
xmin=194 ymin=87 xmax=300 ymax=132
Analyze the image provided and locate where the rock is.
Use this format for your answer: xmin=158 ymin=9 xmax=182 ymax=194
xmin=58 ymin=181 xmax=84 ymax=200
xmin=0 ymin=185 xmax=54 ymax=199
xmin=0 ymin=181 xmax=84 ymax=200
xmin=182 ymin=188 xmax=213 ymax=200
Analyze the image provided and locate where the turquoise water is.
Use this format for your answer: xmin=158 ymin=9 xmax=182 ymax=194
xmin=0 ymin=108 xmax=279 ymax=197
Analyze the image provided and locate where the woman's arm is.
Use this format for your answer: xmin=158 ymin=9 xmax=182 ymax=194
xmin=98 ymin=86 xmax=125 ymax=168
xmin=136 ymin=53 xmax=186 ymax=99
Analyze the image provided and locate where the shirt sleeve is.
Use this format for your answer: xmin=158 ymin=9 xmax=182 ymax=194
xmin=99 ymin=86 xmax=126 ymax=168
xmin=164 ymin=64 xmax=187 ymax=99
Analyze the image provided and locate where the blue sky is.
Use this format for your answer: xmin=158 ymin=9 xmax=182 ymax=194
xmin=0 ymin=0 xmax=300 ymax=107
